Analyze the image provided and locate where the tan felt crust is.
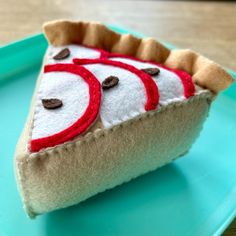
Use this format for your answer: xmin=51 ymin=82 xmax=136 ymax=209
xmin=43 ymin=20 xmax=234 ymax=93
xmin=15 ymin=89 xmax=212 ymax=218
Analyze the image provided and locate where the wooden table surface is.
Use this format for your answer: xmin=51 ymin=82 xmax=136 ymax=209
xmin=0 ymin=0 xmax=235 ymax=234
xmin=1 ymin=0 xmax=236 ymax=71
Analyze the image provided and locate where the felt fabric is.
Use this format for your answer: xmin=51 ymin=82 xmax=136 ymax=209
xmin=32 ymin=51 xmax=194 ymax=146
xmin=32 ymin=71 xmax=89 ymax=139
xmin=74 ymin=58 xmax=159 ymax=111
xmin=73 ymin=58 xmax=160 ymax=128
xmin=109 ymin=56 xmax=186 ymax=105
xmin=14 ymin=20 xmax=234 ymax=218
xmin=31 ymin=64 xmax=101 ymax=152
xmin=31 ymin=53 xmax=194 ymax=144
xmin=43 ymin=20 xmax=234 ymax=93
xmin=15 ymin=90 xmax=212 ymax=217
xmin=108 ymin=54 xmax=195 ymax=99
xmin=83 ymin=63 xmax=147 ymax=128
xmin=47 ymin=44 xmax=103 ymax=64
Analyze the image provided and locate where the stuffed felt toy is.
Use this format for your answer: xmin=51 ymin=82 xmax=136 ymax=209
xmin=14 ymin=20 xmax=234 ymax=218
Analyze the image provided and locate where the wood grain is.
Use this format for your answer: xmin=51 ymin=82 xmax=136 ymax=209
xmin=0 ymin=0 xmax=235 ymax=71
xmin=0 ymin=0 xmax=235 ymax=234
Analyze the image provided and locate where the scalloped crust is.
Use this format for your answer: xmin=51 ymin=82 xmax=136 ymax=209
xmin=43 ymin=20 xmax=234 ymax=93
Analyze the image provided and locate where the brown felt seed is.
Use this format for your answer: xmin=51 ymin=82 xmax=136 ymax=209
xmin=141 ymin=67 xmax=160 ymax=76
xmin=102 ymin=76 xmax=119 ymax=90
xmin=42 ymin=99 xmax=63 ymax=109
xmin=53 ymin=48 xmax=70 ymax=60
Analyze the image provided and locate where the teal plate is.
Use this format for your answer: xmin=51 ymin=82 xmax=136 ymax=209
xmin=0 ymin=26 xmax=236 ymax=236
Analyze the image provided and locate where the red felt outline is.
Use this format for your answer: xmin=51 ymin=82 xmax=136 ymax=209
xmin=76 ymin=46 xmax=194 ymax=97
xmin=106 ymin=53 xmax=195 ymax=98
xmin=30 ymin=63 xmax=101 ymax=152
xmin=68 ymin=44 xmax=194 ymax=98
xmin=73 ymin=58 xmax=159 ymax=111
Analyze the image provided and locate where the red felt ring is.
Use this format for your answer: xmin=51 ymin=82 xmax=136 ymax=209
xmin=30 ymin=63 xmax=101 ymax=152
xmin=107 ymin=53 xmax=195 ymax=98
xmin=73 ymin=58 xmax=159 ymax=111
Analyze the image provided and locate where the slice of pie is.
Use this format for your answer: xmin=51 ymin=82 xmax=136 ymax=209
xmin=14 ymin=20 xmax=234 ymax=218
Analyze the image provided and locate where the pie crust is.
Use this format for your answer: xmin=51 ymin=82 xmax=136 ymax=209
xmin=44 ymin=20 xmax=234 ymax=93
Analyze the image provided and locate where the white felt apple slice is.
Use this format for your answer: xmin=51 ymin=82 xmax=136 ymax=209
xmin=30 ymin=63 xmax=101 ymax=152
xmin=107 ymin=53 xmax=195 ymax=105
xmin=73 ymin=58 xmax=159 ymax=128
xmin=47 ymin=44 xmax=108 ymax=64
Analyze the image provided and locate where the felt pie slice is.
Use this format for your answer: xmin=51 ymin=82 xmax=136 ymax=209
xmin=14 ymin=20 xmax=234 ymax=218
xmin=31 ymin=53 xmax=195 ymax=151
xmin=30 ymin=63 xmax=101 ymax=152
